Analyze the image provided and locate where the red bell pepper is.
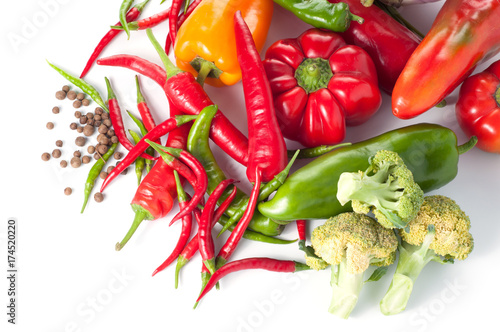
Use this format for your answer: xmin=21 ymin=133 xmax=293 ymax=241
xmin=456 ymin=60 xmax=500 ymax=154
xmin=392 ymin=0 xmax=500 ymax=119
xmin=263 ymin=28 xmax=382 ymax=148
xmin=329 ymin=0 xmax=421 ymax=94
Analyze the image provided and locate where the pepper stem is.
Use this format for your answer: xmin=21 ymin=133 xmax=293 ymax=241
xmin=196 ymin=61 xmax=215 ymax=87
xmin=146 ymin=28 xmax=183 ymax=79
xmin=174 ymin=256 xmax=189 ymax=288
xmin=295 ymin=58 xmax=333 ymax=94
xmin=146 ymin=139 xmax=176 ymax=163
xmin=135 ymin=75 xmax=145 ymax=103
xmin=495 ymin=85 xmax=500 ymax=107
xmin=457 ymin=136 xmax=478 ymax=155
xmin=104 ymin=77 xmax=116 ymax=101
xmin=116 ymin=209 xmax=148 ymax=251
xmin=190 ymin=57 xmax=223 ymax=86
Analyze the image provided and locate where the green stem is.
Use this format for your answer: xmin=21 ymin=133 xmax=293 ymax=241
xmin=174 ymin=256 xmax=189 ymax=289
xmin=287 ymin=142 xmax=351 ymax=159
xmin=146 ymin=28 xmax=183 ymax=79
xmin=196 ymin=61 xmax=215 ymax=87
xmin=495 ymin=85 xmax=500 ymax=107
xmin=116 ymin=209 xmax=148 ymax=251
xmin=329 ymin=259 xmax=364 ymax=319
xmin=457 ymin=136 xmax=478 ymax=155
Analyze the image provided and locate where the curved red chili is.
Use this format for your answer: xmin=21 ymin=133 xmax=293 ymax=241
xmin=151 ymin=171 xmax=193 ymax=275
xmin=171 ymin=187 xmax=237 ymax=284
xmin=196 ymin=257 xmax=310 ymax=303
xmin=135 ymin=75 xmax=157 ymax=132
xmin=234 ymin=11 xmax=287 ymax=182
xmin=100 ymin=114 xmax=197 ymax=192
xmin=97 ymin=55 xmax=166 ymax=86
xmin=105 ymin=77 xmax=155 ymax=160
xmin=79 ymin=0 xmax=149 ymax=78
xmin=215 ymin=167 xmax=262 ymax=268
xmin=199 ymin=179 xmax=237 ymax=275
xmin=296 ymin=219 xmax=306 ymax=243
xmin=165 ymin=0 xmax=202 ymax=53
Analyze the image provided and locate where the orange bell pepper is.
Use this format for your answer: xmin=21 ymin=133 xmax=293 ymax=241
xmin=173 ymin=0 xmax=273 ymax=87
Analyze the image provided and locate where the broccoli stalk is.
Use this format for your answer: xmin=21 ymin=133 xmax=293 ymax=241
xmin=337 ymin=150 xmax=424 ymax=229
xmin=380 ymin=195 xmax=473 ymax=315
xmin=329 ymin=258 xmax=365 ymax=318
xmin=380 ymin=225 xmax=450 ymax=315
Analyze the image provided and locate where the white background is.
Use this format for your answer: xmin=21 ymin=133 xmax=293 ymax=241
xmin=2 ymin=1 xmax=500 ymax=331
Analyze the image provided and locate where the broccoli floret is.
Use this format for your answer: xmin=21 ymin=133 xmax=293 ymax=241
xmin=337 ymin=150 xmax=424 ymax=229
xmin=380 ymin=195 xmax=474 ymax=315
xmin=309 ymin=212 xmax=398 ymax=318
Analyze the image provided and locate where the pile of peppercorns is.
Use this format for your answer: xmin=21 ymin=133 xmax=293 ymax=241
xmin=42 ymin=85 xmax=128 ymax=200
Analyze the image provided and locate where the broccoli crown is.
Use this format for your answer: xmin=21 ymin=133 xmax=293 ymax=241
xmin=337 ymin=150 xmax=424 ymax=229
xmin=311 ymin=212 xmax=398 ymax=274
xmin=400 ymin=195 xmax=473 ymax=260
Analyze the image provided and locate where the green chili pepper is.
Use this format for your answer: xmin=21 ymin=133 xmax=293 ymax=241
xmin=272 ymin=0 xmax=364 ymax=32
xmin=187 ymin=105 xmax=284 ymax=237
xmin=119 ymin=0 xmax=134 ymax=39
xmin=128 ymin=130 xmax=146 ymax=185
xmin=258 ymin=123 xmax=477 ymax=221
xmin=81 ymin=143 xmax=118 ymax=213
xmin=287 ymin=142 xmax=352 ymax=159
xmin=47 ymin=60 xmax=108 ymax=112
xmin=127 ymin=110 xmax=154 ymax=173
xmin=216 ymin=150 xmax=300 ymax=236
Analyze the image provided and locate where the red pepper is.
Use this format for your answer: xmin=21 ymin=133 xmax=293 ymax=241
xmin=329 ymin=0 xmax=421 ymax=94
xmin=263 ymin=28 xmax=382 ymax=147
xmin=196 ymin=257 xmax=310 ymax=303
xmin=135 ymin=75 xmax=157 ymax=133
xmin=97 ymin=55 xmax=166 ymax=86
xmin=105 ymin=77 xmax=155 ymax=160
xmin=165 ymin=0 xmax=202 ymax=53
xmin=456 ymin=60 xmax=500 ymax=153
xmin=79 ymin=0 xmax=149 ymax=78
xmin=234 ymin=11 xmax=288 ymax=183
xmin=199 ymin=179 xmax=237 ymax=275
xmin=392 ymin=0 xmax=500 ymax=119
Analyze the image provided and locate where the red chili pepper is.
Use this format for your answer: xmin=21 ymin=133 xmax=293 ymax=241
xmin=113 ymin=7 xmax=170 ymax=31
xmin=147 ymin=28 xmax=250 ymax=166
xmin=151 ymin=171 xmax=193 ymax=275
xmin=233 ymin=11 xmax=287 ymax=182
xmin=171 ymin=187 xmax=237 ymax=284
xmin=456 ymin=60 xmax=500 ymax=154
xmin=165 ymin=0 xmax=202 ymax=53
xmin=296 ymin=219 xmax=306 ymax=244
xmin=392 ymin=0 xmax=500 ymax=119
xmin=135 ymin=75 xmax=157 ymax=132
xmin=101 ymin=114 xmax=197 ymax=192
xmin=199 ymin=179 xmax=237 ymax=275
xmin=263 ymin=28 xmax=382 ymax=147
xmin=215 ymin=167 xmax=262 ymax=269
xmin=168 ymin=0 xmax=183 ymax=47
xmin=104 ymin=77 xmax=155 ymax=160
xmin=328 ymin=0 xmax=420 ymax=94
xmin=80 ymin=0 xmax=149 ymax=78
xmin=97 ymin=55 xmax=166 ymax=86
xmin=196 ymin=257 xmax=310 ymax=303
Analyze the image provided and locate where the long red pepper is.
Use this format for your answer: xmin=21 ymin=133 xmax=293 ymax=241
xmin=165 ymin=0 xmax=203 ymax=52
xmin=101 ymin=115 xmax=197 ymax=192
xmin=296 ymin=220 xmax=306 ymax=246
xmin=105 ymin=77 xmax=155 ymax=160
xmin=168 ymin=0 xmax=183 ymax=47
xmin=199 ymin=179 xmax=237 ymax=275
xmin=135 ymin=75 xmax=157 ymax=132
xmin=80 ymin=0 xmax=149 ymax=78
xmin=97 ymin=55 xmax=166 ymax=86
xmin=112 ymin=8 xmax=170 ymax=31
xmin=152 ymin=171 xmax=193 ymax=275
xmin=233 ymin=11 xmax=287 ymax=182
xmin=172 ymin=187 xmax=238 ymax=284
xmin=215 ymin=168 xmax=262 ymax=269
xmin=147 ymin=28 xmax=250 ymax=166
xmin=196 ymin=258 xmax=310 ymax=303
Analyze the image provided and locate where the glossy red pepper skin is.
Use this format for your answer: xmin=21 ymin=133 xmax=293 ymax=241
xmin=234 ymin=11 xmax=287 ymax=183
xmin=264 ymin=28 xmax=381 ymax=148
xmin=392 ymin=0 xmax=500 ymax=119
xmin=329 ymin=0 xmax=420 ymax=94
xmin=456 ymin=60 xmax=500 ymax=153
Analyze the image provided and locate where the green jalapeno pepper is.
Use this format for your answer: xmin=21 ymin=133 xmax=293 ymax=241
xmin=258 ymin=123 xmax=476 ymax=222
xmin=187 ymin=105 xmax=284 ymax=236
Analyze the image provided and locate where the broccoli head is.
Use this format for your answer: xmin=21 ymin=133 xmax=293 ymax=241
xmin=380 ymin=195 xmax=474 ymax=315
xmin=309 ymin=212 xmax=398 ymax=318
xmin=336 ymin=150 xmax=424 ymax=229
